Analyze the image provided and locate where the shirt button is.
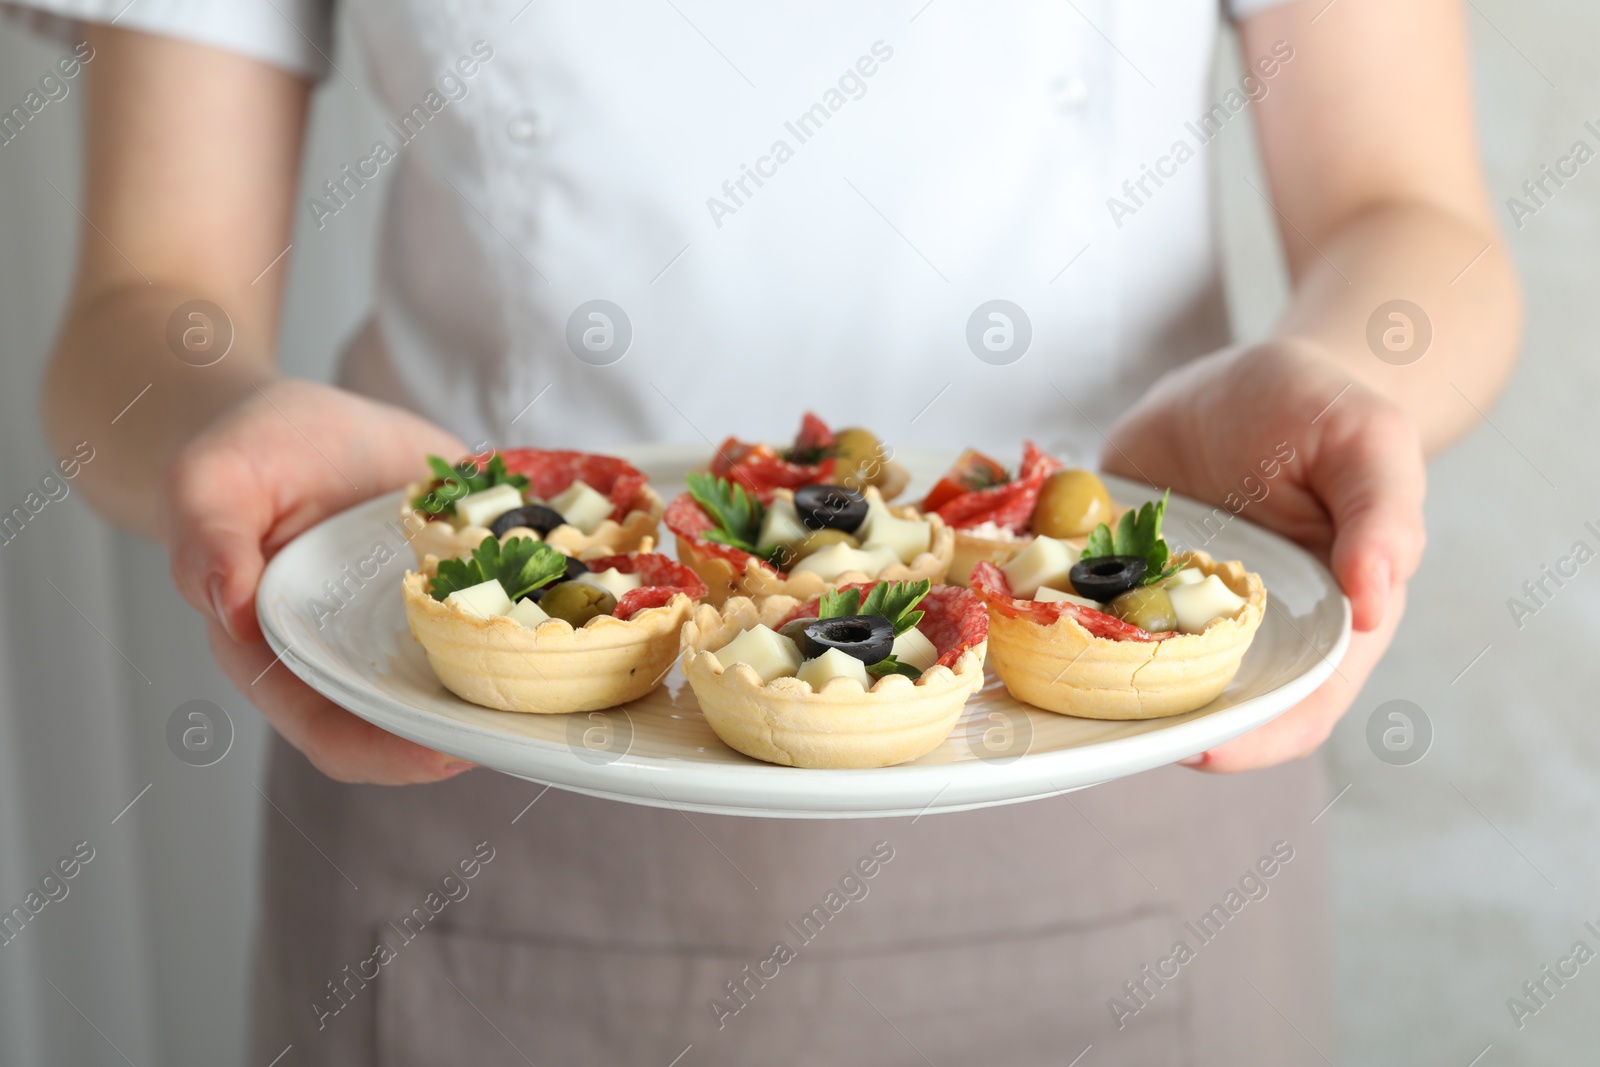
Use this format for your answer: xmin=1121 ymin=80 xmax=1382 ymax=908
xmin=1052 ymin=76 xmax=1090 ymax=113
xmin=507 ymin=109 xmax=550 ymax=144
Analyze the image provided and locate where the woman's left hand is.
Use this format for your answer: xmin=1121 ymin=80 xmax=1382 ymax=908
xmin=1101 ymin=339 xmax=1427 ymax=773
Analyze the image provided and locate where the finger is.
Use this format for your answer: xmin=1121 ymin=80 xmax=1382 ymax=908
xmin=1313 ymin=405 xmax=1426 ymax=632
xmin=162 ymin=444 xmax=274 ymax=642
xmin=207 ymin=619 xmax=474 ymax=785
xmin=1185 ymin=583 xmax=1406 ymax=774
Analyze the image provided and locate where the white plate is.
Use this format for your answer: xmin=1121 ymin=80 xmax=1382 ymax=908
xmin=257 ymin=444 xmax=1349 ymax=818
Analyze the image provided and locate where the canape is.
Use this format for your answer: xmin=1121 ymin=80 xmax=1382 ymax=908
xmin=402 ymin=535 xmax=705 ymax=714
xmin=400 ymin=448 xmax=663 ymax=563
xmin=967 ymin=493 xmax=1266 ymax=720
xmin=667 ymin=473 xmax=953 ymax=607
xmin=707 ymin=412 xmax=911 ymax=501
xmin=921 ymin=444 xmax=1121 ymax=586
xmin=681 ymin=580 xmax=988 ymax=768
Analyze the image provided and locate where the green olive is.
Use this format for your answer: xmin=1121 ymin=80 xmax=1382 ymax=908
xmin=1031 ymin=469 xmax=1114 ymax=538
xmin=792 ymin=529 xmax=860 ymax=562
xmin=833 ymin=427 xmax=885 ymax=489
xmin=538 ymin=582 xmax=617 ymax=627
xmin=1107 ymin=585 xmax=1177 ymax=633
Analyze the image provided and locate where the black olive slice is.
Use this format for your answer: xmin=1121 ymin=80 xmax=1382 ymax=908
xmin=778 ymin=616 xmax=819 ymax=647
xmin=490 ymin=504 xmax=567 ymax=539
xmin=799 ymin=615 xmax=895 ymax=665
xmin=1068 ymin=555 xmax=1147 ymax=602
xmin=793 ymin=485 xmax=869 ymax=533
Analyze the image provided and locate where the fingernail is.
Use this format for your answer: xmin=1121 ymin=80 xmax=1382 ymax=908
xmin=441 ymin=759 xmax=476 ymax=776
xmin=1178 ymin=753 xmax=1208 ymax=768
xmin=209 ymin=575 xmax=236 ymax=641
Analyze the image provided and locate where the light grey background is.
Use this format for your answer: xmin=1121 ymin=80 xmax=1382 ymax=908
xmin=0 ymin=3 xmax=1592 ymax=1064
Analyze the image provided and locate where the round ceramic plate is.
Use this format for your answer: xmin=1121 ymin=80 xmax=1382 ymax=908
xmin=257 ymin=444 xmax=1349 ymax=818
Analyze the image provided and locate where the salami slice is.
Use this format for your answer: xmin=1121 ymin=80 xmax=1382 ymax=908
xmin=582 ymin=552 xmax=708 ymax=620
xmin=791 ymin=412 xmax=836 ymax=459
xmin=968 ymin=561 xmax=1167 ymax=643
xmin=663 ymin=493 xmax=773 ymax=574
xmin=494 ymin=449 xmax=650 ymax=524
xmin=780 ymin=581 xmax=987 ymax=668
xmin=708 ymin=412 xmax=837 ymax=499
xmin=929 ymin=441 xmax=1063 ymax=533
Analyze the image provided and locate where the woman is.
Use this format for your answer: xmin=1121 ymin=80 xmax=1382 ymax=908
xmin=21 ymin=0 xmax=1517 ymax=1062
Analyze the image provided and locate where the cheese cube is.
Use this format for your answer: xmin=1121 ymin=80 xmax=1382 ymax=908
xmin=1034 ymin=586 xmax=1102 ymax=609
xmin=506 ymin=597 xmax=551 ymax=629
xmin=1166 ymin=574 xmax=1247 ymax=634
xmin=1002 ymin=536 xmax=1080 ymax=599
xmin=456 ymin=483 xmax=524 ymax=529
xmin=713 ymin=624 xmax=802 ymax=682
xmin=858 ymin=493 xmax=894 ymax=537
xmin=861 ymin=544 xmax=901 ymax=574
xmin=863 ymin=512 xmax=931 ymax=565
xmin=550 ymin=480 xmax=614 ymax=534
xmin=574 ymin=567 xmax=643 ymax=600
xmin=1162 ymin=567 xmax=1204 ymax=587
xmin=890 ymin=626 xmax=939 ymax=673
xmin=445 ymin=578 xmax=514 ymax=619
xmin=796 ymin=647 xmax=872 ymax=691
xmin=758 ymin=495 xmax=809 ymax=553
xmin=792 ymin=542 xmax=878 ymax=581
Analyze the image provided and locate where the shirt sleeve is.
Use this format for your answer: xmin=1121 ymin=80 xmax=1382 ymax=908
xmin=0 ymin=0 xmax=336 ymax=80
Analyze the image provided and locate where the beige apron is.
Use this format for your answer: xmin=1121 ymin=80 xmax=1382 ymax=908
xmin=250 ymin=735 xmax=1329 ymax=1065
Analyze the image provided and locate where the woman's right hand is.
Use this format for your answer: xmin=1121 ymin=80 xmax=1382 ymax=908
xmin=160 ymin=378 xmax=476 ymax=784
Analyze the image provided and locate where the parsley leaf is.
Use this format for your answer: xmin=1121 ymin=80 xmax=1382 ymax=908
xmin=817 ymin=587 xmax=861 ymax=619
xmin=413 ymin=453 xmax=530 ymax=516
xmin=866 ymin=654 xmax=922 ymax=679
xmin=819 ymin=579 xmax=930 ymax=636
xmin=784 ymin=444 xmax=834 ymax=466
xmin=429 ymin=535 xmax=569 ymax=603
xmin=859 ymin=579 xmax=930 ymax=635
xmin=686 ymin=472 xmax=764 ymax=554
xmin=1080 ymin=489 xmax=1185 ymax=585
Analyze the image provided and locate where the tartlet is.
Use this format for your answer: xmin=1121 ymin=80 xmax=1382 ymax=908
xmin=923 ymin=444 xmax=1121 ymax=587
xmin=924 ymin=443 xmax=1060 ymax=585
xmin=707 ymin=412 xmax=911 ymax=501
xmin=402 ymin=550 xmax=705 ymax=715
xmin=681 ymin=583 xmax=988 ymax=768
xmin=969 ymin=550 xmax=1266 ymax=720
xmin=667 ymin=484 xmax=954 ymax=607
xmin=401 ymin=448 xmax=663 ymax=563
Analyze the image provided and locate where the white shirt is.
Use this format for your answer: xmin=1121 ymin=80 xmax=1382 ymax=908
xmin=10 ymin=0 xmax=1291 ymax=462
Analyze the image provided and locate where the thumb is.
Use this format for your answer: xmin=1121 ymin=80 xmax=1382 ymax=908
xmin=160 ymin=449 xmax=272 ymax=643
xmin=1314 ymin=406 xmax=1426 ymax=632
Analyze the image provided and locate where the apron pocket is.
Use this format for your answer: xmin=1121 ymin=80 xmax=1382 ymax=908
xmin=374 ymin=909 xmax=1186 ymax=1067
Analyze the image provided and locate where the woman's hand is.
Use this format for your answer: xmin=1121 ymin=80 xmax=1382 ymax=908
xmin=159 ymin=378 xmax=475 ymax=784
xmin=1102 ymin=340 xmax=1427 ymax=773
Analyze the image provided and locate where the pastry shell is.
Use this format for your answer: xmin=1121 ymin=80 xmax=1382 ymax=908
xmin=978 ymin=551 xmax=1266 ymax=720
xmin=947 ymin=527 xmax=1029 ymax=588
xmin=672 ymin=487 xmax=954 ymax=607
xmin=858 ymin=458 xmax=912 ymax=502
xmin=681 ymin=596 xmax=987 ymax=769
xmin=398 ymin=481 xmax=665 ymax=564
xmin=401 ymin=559 xmax=691 ymax=715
